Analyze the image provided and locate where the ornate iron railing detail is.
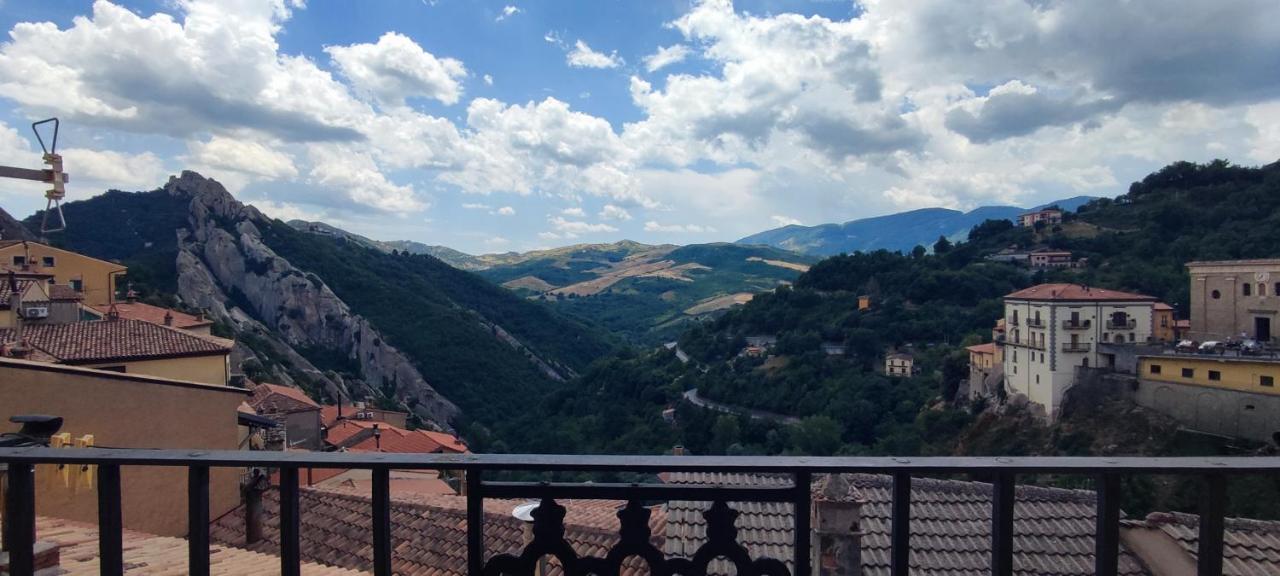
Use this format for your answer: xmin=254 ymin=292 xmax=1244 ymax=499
xmin=3 ymin=448 xmax=1280 ymax=576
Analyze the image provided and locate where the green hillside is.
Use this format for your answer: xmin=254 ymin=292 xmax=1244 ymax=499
xmin=477 ymin=241 xmax=815 ymax=343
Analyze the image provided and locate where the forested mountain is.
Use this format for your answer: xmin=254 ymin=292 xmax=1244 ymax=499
xmin=475 ymin=241 xmax=815 ymax=343
xmin=512 ymin=159 xmax=1280 ymax=517
xmin=23 ymin=172 xmax=616 ymax=432
xmin=738 ymin=196 xmax=1095 ymax=255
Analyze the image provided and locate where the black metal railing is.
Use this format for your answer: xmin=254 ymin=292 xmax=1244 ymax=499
xmin=1062 ymin=342 xmax=1092 ymax=353
xmin=2 ymin=448 xmax=1278 ymax=576
xmin=1062 ymin=319 xmax=1092 ymax=330
xmin=1107 ymin=319 xmax=1138 ymax=330
xmin=1025 ymin=318 xmax=1045 ymax=328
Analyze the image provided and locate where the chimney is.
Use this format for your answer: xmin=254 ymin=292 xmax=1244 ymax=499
xmin=373 ymin=424 xmax=381 ymax=451
xmin=811 ymin=474 xmax=864 ymax=576
xmin=163 ymin=310 xmax=174 ymax=326
xmin=243 ymin=468 xmax=270 ymax=545
xmin=672 ymin=445 xmax=685 ymax=456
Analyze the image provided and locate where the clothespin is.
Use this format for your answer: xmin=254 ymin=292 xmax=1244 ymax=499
xmin=52 ymin=432 xmax=72 ymax=486
xmin=75 ymin=434 xmax=95 ymax=489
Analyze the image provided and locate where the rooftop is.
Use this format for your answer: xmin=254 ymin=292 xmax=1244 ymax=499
xmin=89 ymin=301 xmax=212 ymax=329
xmin=251 ymin=382 xmax=322 ymax=413
xmin=0 ymin=318 xmax=232 ymax=364
xmin=1004 ymin=283 xmax=1156 ymax=302
xmin=966 ymin=342 xmax=997 ymax=355
xmin=1186 ymin=259 xmax=1280 ymax=268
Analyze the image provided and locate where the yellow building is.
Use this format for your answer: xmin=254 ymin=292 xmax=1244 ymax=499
xmin=0 ymin=317 xmax=233 ymax=386
xmin=0 ymin=240 xmax=127 ymax=306
xmin=0 ymin=272 xmax=85 ymax=327
xmin=1139 ymin=355 xmax=1280 ymax=396
xmin=0 ymin=357 xmax=247 ymax=536
xmin=1152 ymin=302 xmax=1177 ymax=342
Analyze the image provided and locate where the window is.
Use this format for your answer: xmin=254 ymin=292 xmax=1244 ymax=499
xmin=1182 ymin=368 xmax=1194 ymax=378
xmin=1262 ymin=283 xmax=1269 ymax=297
xmin=1161 ymin=316 xmax=1169 ymax=327
xmin=1150 ymin=364 xmax=1162 ymax=374
xmin=1262 ymin=375 xmax=1275 ymax=387
xmin=1275 ymin=282 xmax=1280 ymax=297
xmin=1244 ymin=283 xmax=1252 ymax=296
xmin=1212 ymin=289 xmax=1221 ymax=299
xmin=1035 ymin=375 xmax=1040 ymax=384
xmin=70 ymin=279 xmax=83 ymax=292
xmin=11 ymin=255 xmax=24 ymax=266
xmin=40 ymin=256 xmax=54 ymax=267
xmin=1129 ymin=333 xmax=1136 ymax=342
xmin=1209 ymin=370 xmax=1221 ymax=381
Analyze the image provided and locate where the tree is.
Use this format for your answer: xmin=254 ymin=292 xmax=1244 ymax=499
xmin=792 ymin=415 xmax=843 ymax=455
xmin=911 ymin=245 xmax=927 ymax=259
xmin=933 ymin=235 xmax=952 ymax=254
xmin=710 ymin=415 xmax=741 ymax=454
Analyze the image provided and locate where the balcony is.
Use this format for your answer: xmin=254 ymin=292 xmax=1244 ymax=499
xmin=1062 ymin=319 xmax=1092 ymax=331
xmin=1063 ymin=342 xmax=1092 ymax=353
xmin=1107 ymin=319 xmax=1138 ymax=330
xmin=1026 ymin=318 xmax=1046 ymax=328
xmin=1007 ymin=317 xmax=1020 ymax=326
xmin=2 ymin=448 xmax=1276 ymax=576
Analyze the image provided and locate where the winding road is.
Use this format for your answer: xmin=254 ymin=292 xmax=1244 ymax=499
xmin=681 ymin=388 xmax=800 ymax=425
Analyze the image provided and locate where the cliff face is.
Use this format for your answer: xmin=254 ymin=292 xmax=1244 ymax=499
xmin=167 ymin=172 xmax=457 ymax=427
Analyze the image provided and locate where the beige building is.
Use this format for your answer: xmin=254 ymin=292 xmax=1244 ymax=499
xmin=0 ymin=240 xmax=127 ymax=307
xmin=0 ymin=272 xmax=85 ymax=327
xmin=1003 ymin=283 xmax=1156 ymax=419
xmin=0 ymin=317 xmax=233 ymax=386
xmin=1187 ymin=259 xmax=1280 ymax=343
xmin=1017 ymin=208 xmax=1063 ymax=227
xmin=0 ymin=358 xmax=247 ymax=536
xmin=885 ymin=352 xmax=914 ymax=377
xmin=966 ymin=342 xmax=1002 ymax=399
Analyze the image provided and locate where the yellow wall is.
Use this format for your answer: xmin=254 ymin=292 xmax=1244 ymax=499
xmin=1153 ymin=309 xmax=1176 ymax=342
xmin=83 ymin=353 xmax=230 ymax=387
xmin=1139 ymin=356 xmax=1280 ymax=396
xmin=0 ymin=359 xmax=247 ymax=536
xmin=0 ymin=242 xmax=126 ymax=307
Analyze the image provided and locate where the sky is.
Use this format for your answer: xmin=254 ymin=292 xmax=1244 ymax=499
xmin=0 ymin=0 xmax=1278 ymax=254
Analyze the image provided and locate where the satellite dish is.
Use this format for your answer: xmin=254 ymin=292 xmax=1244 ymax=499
xmin=512 ymin=501 xmax=539 ymax=522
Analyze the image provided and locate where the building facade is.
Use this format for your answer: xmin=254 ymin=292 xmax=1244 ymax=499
xmin=1136 ymin=355 xmax=1280 ymax=442
xmin=0 ymin=240 xmax=127 ymax=306
xmin=966 ymin=342 xmax=1002 ymax=399
xmin=1003 ymin=284 xmax=1156 ymax=419
xmin=1187 ymin=259 xmax=1280 ymax=343
xmin=1029 ymin=250 xmax=1074 ymax=269
xmin=885 ymin=352 xmax=914 ymax=377
xmin=1017 ymin=208 xmax=1063 ymax=227
xmin=1152 ymin=303 xmax=1177 ymax=342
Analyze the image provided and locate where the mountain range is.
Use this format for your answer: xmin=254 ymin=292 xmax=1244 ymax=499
xmin=737 ymin=196 xmax=1096 ymax=255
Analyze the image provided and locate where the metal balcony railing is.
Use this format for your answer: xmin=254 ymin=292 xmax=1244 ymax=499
xmin=1026 ymin=318 xmax=1046 ymax=328
xmin=1062 ymin=342 xmax=1092 ymax=353
xmin=1062 ymin=319 xmax=1092 ymax=330
xmin=2 ymin=448 xmax=1277 ymax=576
xmin=1107 ymin=319 xmax=1137 ymax=330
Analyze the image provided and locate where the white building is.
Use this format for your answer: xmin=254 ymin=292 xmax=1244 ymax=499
xmin=1002 ymin=283 xmax=1156 ymax=419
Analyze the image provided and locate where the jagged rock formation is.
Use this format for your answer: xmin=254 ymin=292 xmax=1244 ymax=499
xmin=167 ymin=172 xmax=457 ymax=427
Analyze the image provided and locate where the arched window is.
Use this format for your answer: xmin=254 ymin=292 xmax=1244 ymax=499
xmin=1261 ymin=283 xmax=1268 ymax=297
xmin=1212 ymin=289 xmax=1221 ymax=299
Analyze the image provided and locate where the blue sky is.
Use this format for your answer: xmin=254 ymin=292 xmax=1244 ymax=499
xmin=0 ymin=0 xmax=1278 ymax=253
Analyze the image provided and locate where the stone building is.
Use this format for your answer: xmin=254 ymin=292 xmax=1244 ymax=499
xmin=1187 ymin=259 xmax=1280 ymax=343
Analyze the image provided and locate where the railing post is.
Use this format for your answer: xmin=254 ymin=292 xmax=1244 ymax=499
xmin=98 ymin=464 xmax=123 ymax=576
xmin=279 ymin=467 xmax=301 ymax=576
xmin=466 ymin=470 xmax=484 ymax=576
xmin=991 ymin=472 xmax=1014 ymax=576
xmin=1198 ymin=474 xmax=1226 ymax=576
xmin=189 ymin=466 xmax=210 ymax=576
xmin=1094 ymin=473 xmax=1120 ymax=576
xmin=4 ymin=463 xmax=35 ymax=576
xmin=372 ymin=466 xmax=391 ymax=576
xmin=793 ymin=471 xmax=812 ymax=576
xmin=891 ymin=471 xmax=911 ymax=576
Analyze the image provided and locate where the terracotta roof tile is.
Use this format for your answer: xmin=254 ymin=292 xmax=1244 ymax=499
xmin=966 ymin=343 xmax=997 ymax=354
xmin=210 ymin=487 xmax=664 ymax=576
xmin=663 ymin=472 xmax=1150 ymax=576
xmin=36 ymin=515 xmax=368 ymax=575
xmin=251 ymin=382 xmax=322 ymax=413
xmin=1004 ymin=283 xmax=1156 ymax=302
xmin=90 ymin=301 xmax=212 ymax=329
xmin=323 ymin=419 xmax=467 ymax=455
xmin=0 ymin=318 xmax=232 ymax=364
xmin=1127 ymin=511 xmax=1280 ymax=576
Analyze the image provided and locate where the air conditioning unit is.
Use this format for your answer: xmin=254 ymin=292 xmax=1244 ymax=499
xmin=24 ymin=306 xmax=49 ymax=319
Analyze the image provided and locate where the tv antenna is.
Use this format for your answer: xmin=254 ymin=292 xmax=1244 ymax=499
xmin=0 ymin=118 xmax=69 ymax=234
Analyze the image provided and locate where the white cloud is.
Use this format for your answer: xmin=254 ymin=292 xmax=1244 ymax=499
xmin=495 ymin=5 xmax=520 ymax=22
xmin=549 ymin=216 xmax=618 ymax=238
xmin=770 ymin=215 xmax=801 ymax=227
xmin=599 ymin=204 xmax=632 ymax=221
xmin=461 ymin=202 xmax=491 ymax=210
xmin=643 ymin=44 xmax=690 ymax=72
xmin=483 ymin=74 xmax=494 ymax=86
xmin=186 ymin=135 xmax=298 ymax=181
xmin=251 ymin=200 xmax=326 ymax=222
xmin=561 ymin=207 xmax=585 ymax=217
xmin=59 ymin=148 xmax=169 ymax=197
xmin=496 ymin=205 xmax=515 ymax=215
xmin=326 ymin=31 xmax=467 ymax=106
xmin=484 ymin=235 xmax=510 ymax=246
xmin=643 ymin=221 xmax=716 ymax=234
xmin=566 ymin=40 xmax=623 ymax=69
xmin=306 ymin=144 xmax=425 ymax=212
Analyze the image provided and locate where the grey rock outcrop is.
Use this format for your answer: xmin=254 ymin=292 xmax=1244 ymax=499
xmin=168 ymin=171 xmax=457 ymax=427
